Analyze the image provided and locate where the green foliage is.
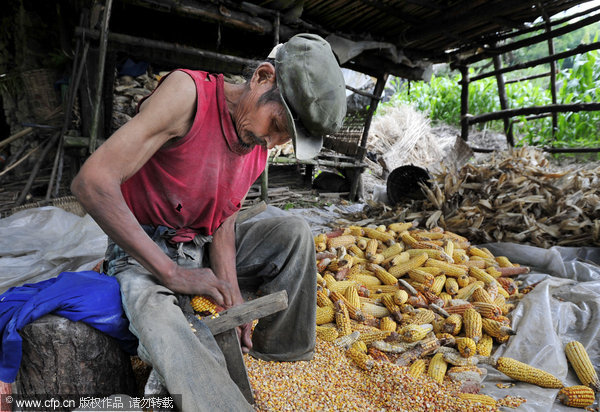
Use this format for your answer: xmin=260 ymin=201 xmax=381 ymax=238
xmin=380 ymin=49 xmax=600 ymax=149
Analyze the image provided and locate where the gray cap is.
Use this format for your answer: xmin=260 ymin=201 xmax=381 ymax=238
xmin=272 ymin=33 xmax=347 ymax=160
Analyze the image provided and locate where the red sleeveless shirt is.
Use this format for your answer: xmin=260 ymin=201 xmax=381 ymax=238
xmin=121 ymin=70 xmax=268 ymax=242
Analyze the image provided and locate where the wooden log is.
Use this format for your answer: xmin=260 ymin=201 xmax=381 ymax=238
xmin=540 ymin=3 xmax=558 ymax=139
xmin=467 ymin=102 xmax=600 ymax=124
xmin=459 ymin=66 xmax=469 ymax=141
xmin=505 ymin=71 xmax=550 ymax=84
xmin=13 ymin=315 xmax=136 ymax=399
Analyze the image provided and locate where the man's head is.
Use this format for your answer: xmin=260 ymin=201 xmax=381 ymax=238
xmin=236 ymin=34 xmax=346 ymax=159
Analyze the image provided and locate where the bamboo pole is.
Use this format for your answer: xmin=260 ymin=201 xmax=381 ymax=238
xmin=467 ymin=103 xmax=600 ymax=124
xmin=505 ymin=71 xmax=550 ymax=84
xmin=0 ymin=144 xmax=41 ymax=178
xmin=492 ymin=55 xmax=514 ymax=147
xmin=15 ymin=134 xmax=59 ymax=205
xmin=0 ymin=128 xmax=33 ymax=150
xmin=540 ymin=3 xmax=558 ymax=139
xmin=469 ymin=41 xmax=600 ymax=82
xmin=89 ymin=0 xmax=113 ymax=154
xmin=459 ymin=66 xmax=469 ymax=141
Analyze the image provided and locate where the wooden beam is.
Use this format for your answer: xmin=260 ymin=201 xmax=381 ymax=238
xmin=505 ymin=71 xmax=550 ymax=84
xmin=345 ymin=85 xmax=382 ymax=101
xmin=542 ymin=146 xmax=600 ymax=153
xmin=469 ymin=41 xmax=600 ymax=82
xmin=539 ymin=2 xmax=558 ymax=139
xmin=76 ymin=27 xmax=261 ymax=67
xmin=467 ymin=103 xmax=600 ymax=124
xmin=460 ymin=12 xmax=600 ymax=65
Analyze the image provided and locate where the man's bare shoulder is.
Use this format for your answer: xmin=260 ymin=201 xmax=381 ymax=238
xmin=140 ymin=70 xmax=196 ymax=112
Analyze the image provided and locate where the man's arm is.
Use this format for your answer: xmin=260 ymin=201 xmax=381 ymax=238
xmin=209 ymin=211 xmax=253 ymax=351
xmin=71 ymin=71 xmax=233 ymax=306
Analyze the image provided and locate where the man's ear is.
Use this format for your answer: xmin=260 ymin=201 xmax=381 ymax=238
xmin=251 ymin=63 xmax=276 ymax=89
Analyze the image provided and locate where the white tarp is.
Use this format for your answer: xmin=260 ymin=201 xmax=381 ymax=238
xmin=0 ymin=207 xmax=599 ymax=410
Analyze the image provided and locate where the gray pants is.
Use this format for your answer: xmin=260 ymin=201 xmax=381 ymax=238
xmin=105 ymin=216 xmax=317 ymax=412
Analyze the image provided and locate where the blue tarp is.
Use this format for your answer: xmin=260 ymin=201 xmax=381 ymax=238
xmin=0 ymin=271 xmax=137 ymax=382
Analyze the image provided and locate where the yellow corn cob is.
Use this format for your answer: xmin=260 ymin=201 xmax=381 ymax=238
xmin=333 ymin=330 xmax=360 ymax=349
xmin=463 ymin=259 xmax=486 ymax=269
xmin=348 ymin=244 xmax=365 ymax=259
xmin=387 ymin=222 xmax=411 ymax=233
xmin=375 ymin=224 xmax=387 ymax=232
xmin=565 ymin=341 xmax=600 ymax=392
xmin=314 ymin=233 xmax=327 ymax=244
xmin=431 ymin=275 xmax=446 ymax=295
xmin=495 ymin=256 xmax=514 ymax=267
xmin=381 ymin=242 xmax=404 ymax=259
xmin=418 ymin=266 xmax=443 ymax=276
xmin=439 ymin=292 xmax=452 ymax=305
xmin=380 ymin=316 xmax=397 ymax=332
xmin=457 ymin=394 xmax=497 ymax=407
xmin=329 ymin=290 xmax=365 ymax=322
xmin=443 ymin=314 xmax=462 ymax=335
xmin=452 ymin=249 xmax=469 ymax=264
xmin=472 ymin=301 xmax=502 ymax=319
xmin=443 ymin=240 xmax=455 ymax=262
xmin=335 ymin=301 xmax=352 ymax=337
xmin=352 ymin=340 xmax=368 ymax=353
xmin=317 ymin=289 xmax=335 ymax=308
xmin=359 ymin=330 xmax=392 ymax=345
xmin=316 ymin=325 xmax=339 ymax=342
xmin=486 ymin=266 xmax=502 ymax=279
xmin=316 ymin=306 xmax=335 ymax=325
xmin=364 ymin=227 xmax=395 ymax=244
xmin=190 ymin=296 xmax=220 ymax=317
xmin=408 ymin=308 xmax=436 ymax=325
xmin=557 ymin=385 xmax=596 ymax=407
xmin=393 ymin=289 xmax=409 ymax=305
xmin=327 ymin=280 xmax=356 ymax=295
xmin=327 ymin=235 xmax=357 ymax=249
xmin=389 ymin=253 xmax=429 ymax=278
xmin=361 ymin=302 xmax=391 ymax=318
xmin=407 ymin=268 xmax=435 ymax=288
xmin=408 ymin=359 xmax=427 ymax=377
xmin=347 ymin=226 xmax=365 ymax=237
xmin=445 ymin=277 xmax=459 ymax=295
xmin=368 ymin=263 xmax=398 ymax=286
xmin=316 ymin=272 xmax=324 ymax=286
xmin=414 ymin=231 xmax=445 ymax=240
xmin=369 ymin=253 xmax=385 ymax=265
xmin=456 ymin=274 xmax=470 ymax=288
xmin=399 ymin=323 xmax=433 ymax=342
xmin=494 ymin=357 xmax=564 ymax=388
xmin=365 ymin=238 xmax=378 ymax=259
xmin=346 ymin=346 xmax=375 ymax=370
xmin=381 ymin=293 xmax=403 ymax=320
xmin=406 ymin=248 xmax=451 ymax=261
xmin=357 ymin=238 xmax=368 ymax=250
xmin=349 ymin=273 xmax=382 ymax=287
xmin=476 ymin=334 xmax=493 ymax=356
xmin=470 ymin=267 xmax=510 ymax=298
xmin=456 ymin=337 xmax=477 ymax=357
xmin=468 ymin=246 xmax=494 ymax=259
xmin=425 ymin=259 xmax=467 ymax=277
xmin=399 ymin=231 xmax=421 ymax=248
xmin=386 ymin=252 xmax=410 ymax=267
xmin=345 ymin=284 xmax=361 ymax=308
xmin=471 ymin=287 xmax=494 ymax=304
xmin=481 ymin=318 xmax=516 ymax=340
xmin=428 ymin=353 xmax=448 ymax=383
xmin=322 ymin=273 xmax=337 ymax=286
xmin=366 ymin=284 xmax=400 ymax=294
xmin=462 ymin=308 xmax=482 ymax=343
xmin=315 ymin=242 xmax=326 ymax=252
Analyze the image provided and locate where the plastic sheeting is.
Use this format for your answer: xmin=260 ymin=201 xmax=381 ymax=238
xmin=0 ymin=207 xmax=106 ymax=294
xmin=1 ymin=207 xmax=599 ymax=410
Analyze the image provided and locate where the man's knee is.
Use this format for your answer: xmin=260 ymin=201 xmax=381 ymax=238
xmin=269 ymin=216 xmax=313 ymax=248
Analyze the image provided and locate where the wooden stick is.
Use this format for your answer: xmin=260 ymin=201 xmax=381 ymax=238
xmin=492 ymin=55 xmax=513 ymax=147
xmin=540 ymin=3 xmax=558 ymax=139
xmin=470 ymin=41 xmax=600 ymax=81
xmin=0 ymin=127 xmax=33 ymax=150
xmin=0 ymin=144 xmax=41 ymax=177
xmin=505 ymin=71 xmax=550 ymax=84
xmin=459 ymin=66 xmax=469 ymax=141
xmin=467 ymin=102 xmax=600 ymax=124
xmin=89 ymin=0 xmax=113 ymax=154
xmin=16 ymin=133 xmax=60 ymax=205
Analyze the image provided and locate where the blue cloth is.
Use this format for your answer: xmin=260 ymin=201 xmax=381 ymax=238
xmin=0 ymin=271 xmax=137 ymax=382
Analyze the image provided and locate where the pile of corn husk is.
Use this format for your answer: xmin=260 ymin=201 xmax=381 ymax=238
xmin=346 ymin=147 xmax=600 ymax=248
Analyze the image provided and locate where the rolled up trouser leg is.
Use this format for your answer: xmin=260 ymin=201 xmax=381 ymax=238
xmin=114 ymin=264 xmax=252 ymax=412
xmin=235 ymin=215 xmax=317 ymax=361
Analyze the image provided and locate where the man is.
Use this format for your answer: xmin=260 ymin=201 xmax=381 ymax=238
xmin=71 ymin=33 xmax=346 ymax=411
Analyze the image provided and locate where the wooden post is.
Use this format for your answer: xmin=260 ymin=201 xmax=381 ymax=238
xmin=260 ymin=165 xmax=269 ymax=202
xmin=89 ymin=0 xmax=113 ymax=154
xmin=540 ymin=3 xmax=558 ymax=139
xmin=492 ymin=55 xmax=514 ymax=146
xmin=459 ymin=66 xmax=469 ymax=141
xmin=350 ymin=73 xmax=388 ymax=200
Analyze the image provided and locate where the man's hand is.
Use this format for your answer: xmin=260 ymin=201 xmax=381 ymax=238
xmin=163 ymin=266 xmax=235 ymax=308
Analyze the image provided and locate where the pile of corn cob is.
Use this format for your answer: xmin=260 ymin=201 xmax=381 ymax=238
xmin=313 ymin=223 xmax=599 ymax=409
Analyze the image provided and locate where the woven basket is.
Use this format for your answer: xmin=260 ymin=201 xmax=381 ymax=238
xmin=21 ymin=68 xmax=61 ymax=124
xmin=9 ymin=195 xmax=86 ymax=217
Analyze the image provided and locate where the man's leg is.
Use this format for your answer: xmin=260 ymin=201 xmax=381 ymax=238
xmin=113 ymin=262 xmax=252 ymax=412
xmin=235 ymin=215 xmax=317 ymax=361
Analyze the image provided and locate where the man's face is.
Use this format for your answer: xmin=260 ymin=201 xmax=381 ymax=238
xmin=233 ymin=63 xmax=292 ymax=150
